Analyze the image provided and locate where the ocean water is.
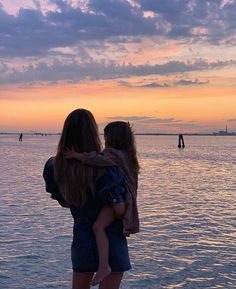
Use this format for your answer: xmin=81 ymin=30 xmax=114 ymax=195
xmin=0 ymin=135 xmax=235 ymax=289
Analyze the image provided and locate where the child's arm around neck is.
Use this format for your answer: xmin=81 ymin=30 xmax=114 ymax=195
xmin=64 ymin=149 xmax=117 ymax=167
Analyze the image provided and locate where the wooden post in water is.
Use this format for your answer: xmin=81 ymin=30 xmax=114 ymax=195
xmin=19 ymin=133 xmax=23 ymax=142
xmin=178 ymin=134 xmax=185 ymax=148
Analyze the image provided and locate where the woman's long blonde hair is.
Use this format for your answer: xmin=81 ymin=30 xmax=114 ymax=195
xmin=54 ymin=109 xmax=103 ymax=208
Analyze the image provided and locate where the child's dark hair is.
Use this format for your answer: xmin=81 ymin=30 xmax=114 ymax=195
xmin=104 ymin=121 xmax=140 ymax=174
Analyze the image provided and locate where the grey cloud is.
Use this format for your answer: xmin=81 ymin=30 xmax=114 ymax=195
xmin=174 ymin=79 xmax=209 ymax=86
xmin=119 ymin=78 xmax=209 ymax=88
xmin=118 ymin=80 xmax=169 ymax=88
xmin=160 ymin=122 xmax=197 ymax=128
xmin=0 ymin=0 xmax=236 ymax=58
xmin=138 ymin=0 xmax=236 ymax=43
xmin=0 ymin=0 xmax=156 ymax=57
xmin=139 ymin=0 xmax=208 ymax=24
xmin=117 ymin=80 xmax=132 ymax=87
xmin=141 ymin=118 xmax=182 ymax=124
xmin=107 ymin=116 xmax=154 ymax=121
xmin=107 ymin=116 xmax=199 ymax=131
xmin=1 ymin=59 xmax=236 ymax=84
xmin=137 ymin=82 xmax=169 ymax=88
xmin=227 ymin=118 xmax=236 ymax=122
xmin=107 ymin=115 xmax=182 ymax=124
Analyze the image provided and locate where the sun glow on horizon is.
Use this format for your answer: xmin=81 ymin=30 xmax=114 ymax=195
xmin=1 ymin=79 xmax=236 ymax=133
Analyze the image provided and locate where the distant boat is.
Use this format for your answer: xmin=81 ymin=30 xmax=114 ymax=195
xmin=213 ymin=126 xmax=236 ymax=136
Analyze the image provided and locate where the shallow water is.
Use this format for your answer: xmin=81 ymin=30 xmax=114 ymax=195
xmin=0 ymin=135 xmax=235 ymax=289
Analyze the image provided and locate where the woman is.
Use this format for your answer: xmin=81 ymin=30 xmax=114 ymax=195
xmin=43 ymin=109 xmax=131 ymax=289
xmin=65 ymin=121 xmax=140 ymax=286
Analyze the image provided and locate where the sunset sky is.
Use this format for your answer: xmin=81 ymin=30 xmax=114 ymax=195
xmin=0 ymin=0 xmax=236 ymax=133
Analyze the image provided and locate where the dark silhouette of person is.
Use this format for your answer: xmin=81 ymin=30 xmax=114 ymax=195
xmin=19 ymin=133 xmax=23 ymax=142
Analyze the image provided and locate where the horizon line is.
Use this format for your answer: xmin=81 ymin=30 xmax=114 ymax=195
xmin=1 ymin=132 xmax=236 ymax=136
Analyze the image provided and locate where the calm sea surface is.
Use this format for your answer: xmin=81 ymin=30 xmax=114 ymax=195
xmin=0 ymin=135 xmax=236 ymax=289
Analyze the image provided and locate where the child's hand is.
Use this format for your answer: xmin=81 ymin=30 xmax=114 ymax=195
xmin=64 ymin=147 xmax=81 ymax=160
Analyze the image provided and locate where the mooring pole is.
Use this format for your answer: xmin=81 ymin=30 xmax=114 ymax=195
xmin=178 ymin=134 xmax=185 ymax=148
xmin=178 ymin=134 xmax=181 ymax=148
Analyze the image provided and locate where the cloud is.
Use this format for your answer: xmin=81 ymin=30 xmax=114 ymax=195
xmin=227 ymin=118 xmax=236 ymax=122
xmin=137 ymin=82 xmax=169 ymax=88
xmin=106 ymin=114 xmax=199 ymax=132
xmin=174 ymin=79 xmax=209 ymax=86
xmin=107 ymin=116 xmax=154 ymax=121
xmin=142 ymin=118 xmax=182 ymax=124
xmin=107 ymin=115 xmax=182 ymax=124
xmin=0 ymin=0 xmax=236 ymax=59
xmin=138 ymin=0 xmax=236 ymax=44
xmin=118 ymin=80 xmax=169 ymax=88
xmin=1 ymin=58 xmax=235 ymax=85
xmin=119 ymin=78 xmax=209 ymax=88
xmin=0 ymin=0 xmax=156 ymax=57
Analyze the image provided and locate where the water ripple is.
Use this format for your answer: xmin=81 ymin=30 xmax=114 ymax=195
xmin=0 ymin=135 xmax=236 ymax=288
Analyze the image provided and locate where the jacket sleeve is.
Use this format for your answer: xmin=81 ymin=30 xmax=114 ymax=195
xmin=43 ymin=157 xmax=67 ymax=205
xmin=74 ymin=151 xmax=117 ymax=167
xmin=96 ymin=167 xmax=126 ymax=205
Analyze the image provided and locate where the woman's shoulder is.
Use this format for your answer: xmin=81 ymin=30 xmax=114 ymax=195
xmin=43 ymin=157 xmax=56 ymax=187
xmin=43 ymin=157 xmax=54 ymax=179
xmin=43 ymin=157 xmax=55 ymax=182
xmin=44 ymin=156 xmax=55 ymax=169
xmin=43 ymin=156 xmax=67 ymax=204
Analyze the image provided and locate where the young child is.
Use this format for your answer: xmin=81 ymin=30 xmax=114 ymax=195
xmin=65 ymin=121 xmax=140 ymax=286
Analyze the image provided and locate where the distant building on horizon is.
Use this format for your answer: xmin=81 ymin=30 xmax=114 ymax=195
xmin=213 ymin=125 xmax=236 ymax=136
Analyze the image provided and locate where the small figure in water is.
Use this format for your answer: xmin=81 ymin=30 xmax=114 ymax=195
xmin=178 ymin=134 xmax=185 ymax=148
xmin=19 ymin=133 xmax=23 ymax=142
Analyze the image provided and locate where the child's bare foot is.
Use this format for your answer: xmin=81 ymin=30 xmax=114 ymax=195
xmin=91 ymin=266 xmax=111 ymax=286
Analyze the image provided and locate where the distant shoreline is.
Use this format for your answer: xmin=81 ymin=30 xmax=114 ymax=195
xmin=1 ymin=132 xmax=236 ymax=136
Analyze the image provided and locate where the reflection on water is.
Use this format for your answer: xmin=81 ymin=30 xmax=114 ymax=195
xmin=0 ymin=135 xmax=236 ymax=289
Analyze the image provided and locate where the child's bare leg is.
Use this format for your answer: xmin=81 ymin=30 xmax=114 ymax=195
xmin=91 ymin=205 xmax=115 ymax=286
xmin=113 ymin=202 xmax=126 ymax=220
